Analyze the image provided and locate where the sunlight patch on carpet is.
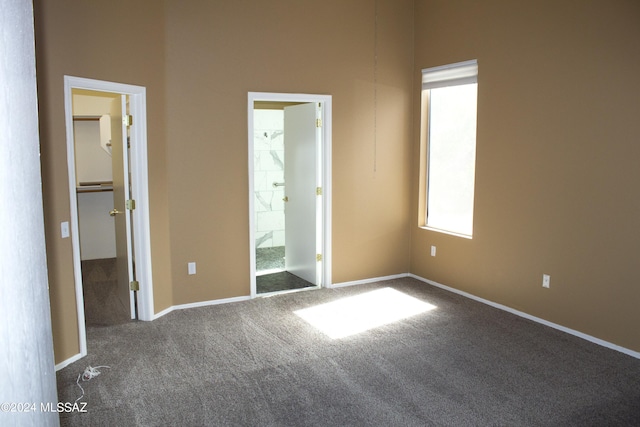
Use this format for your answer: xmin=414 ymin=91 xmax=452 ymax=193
xmin=294 ymin=287 xmax=436 ymax=339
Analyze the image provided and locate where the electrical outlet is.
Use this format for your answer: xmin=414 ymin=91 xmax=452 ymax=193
xmin=542 ymin=274 xmax=550 ymax=288
xmin=188 ymin=262 xmax=196 ymax=275
xmin=430 ymin=246 xmax=436 ymax=257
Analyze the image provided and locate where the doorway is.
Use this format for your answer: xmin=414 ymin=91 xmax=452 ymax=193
xmin=64 ymin=76 xmax=154 ymax=358
xmin=72 ymin=89 xmax=131 ymax=326
xmin=248 ymin=93 xmax=332 ymax=297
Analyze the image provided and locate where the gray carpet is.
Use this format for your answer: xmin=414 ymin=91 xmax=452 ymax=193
xmin=56 ymin=277 xmax=640 ymax=426
xmin=81 ymin=258 xmax=131 ymax=327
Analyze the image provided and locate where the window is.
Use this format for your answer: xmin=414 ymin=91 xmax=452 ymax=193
xmin=421 ymin=60 xmax=478 ymax=237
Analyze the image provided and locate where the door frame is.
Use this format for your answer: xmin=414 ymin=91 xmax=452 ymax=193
xmin=247 ymin=92 xmax=332 ymax=297
xmin=64 ymin=76 xmax=155 ymax=357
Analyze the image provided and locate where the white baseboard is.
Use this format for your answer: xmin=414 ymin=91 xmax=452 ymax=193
xmin=329 ymin=273 xmax=409 ymax=289
xmin=55 ymin=295 xmax=252 ymax=370
xmin=409 ymin=273 xmax=640 ymax=360
xmin=153 ymin=295 xmax=252 ymax=320
xmin=55 ymin=352 xmax=84 ymax=372
xmin=55 ymin=273 xmax=638 ymax=371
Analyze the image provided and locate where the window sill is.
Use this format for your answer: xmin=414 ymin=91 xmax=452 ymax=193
xmin=419 ymin=226 xmax=473 ymax=240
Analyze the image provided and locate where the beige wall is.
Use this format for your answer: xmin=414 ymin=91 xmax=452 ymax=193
xmin=164 ymin=0 xmax=413 ymax=304
xmin=35 ymin=0 xmax=413 ymax=363
xmin=411 ymin=0 xmax=640 ymax=352
xmin=39 ymin=0 xmax=640 ymax=364
xmin=34 ymin=0 xmax=171 ymax=363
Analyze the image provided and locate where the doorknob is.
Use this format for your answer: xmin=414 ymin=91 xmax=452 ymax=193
xmin=109 ymin=209 xmax=122 ymax=216
xmin=283 ymin=196 xmax=289 ymax=202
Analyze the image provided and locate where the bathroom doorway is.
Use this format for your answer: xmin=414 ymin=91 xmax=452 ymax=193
xmin=248 ymin=93 xmax=332 ymax=297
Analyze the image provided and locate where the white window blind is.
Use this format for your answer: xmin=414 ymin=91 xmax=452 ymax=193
xmin=422 ymin=59 xmax=478 ymax=90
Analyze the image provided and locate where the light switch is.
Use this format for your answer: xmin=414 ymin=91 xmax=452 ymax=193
xmin=61 ymin=221 xmax=70 ymax=238
xmin=188 ymin=262 xmax=196 ymax=275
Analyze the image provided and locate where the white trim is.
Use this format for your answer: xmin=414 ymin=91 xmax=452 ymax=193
xmin=409 ymin=273 xmax=640 ymax=360
xmin=329 ymin=273 xmax=409 ymax=289
xmin=63 ymin=76 xmax=155 ymax=364
xmin=256 ymin=285 xmax=319 ymax=298
xmin=57 ymin=294 xmax=251 ymax=369
xmin=63 ymin=77 xmax=87 ymax=358
xmin=152 ymin=296 xmax=252 ymax=320
xmin=54 ymin=271 xmax=639 ymax=369
xmin=127 ymin=88 xmax=154 ymax=322
xmin=419 ymin=225 xmax=473 ymax=240
xmin=153 ymin=305 xmax=175 ymax=320
xmin=247 ymin=92 xmax=333 ymax=297
xmin=55 ymin=353 xmax=84 ymax=372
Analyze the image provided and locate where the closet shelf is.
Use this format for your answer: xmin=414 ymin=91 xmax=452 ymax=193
xmin=73 ymin=115 xmax=101 ymax=121
xmin=77 ymin=181 xmax=113 ymax=193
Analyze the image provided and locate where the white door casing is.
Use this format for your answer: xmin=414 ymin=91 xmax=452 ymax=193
xmin=247 ymin=92 xmax=332 ymax=298
xmin=63 ymin=76 xmax=153 ymax=367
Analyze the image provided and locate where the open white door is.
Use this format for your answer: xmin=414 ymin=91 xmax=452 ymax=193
xmin=283 ymin=103 xmax=319 ymax=285
xmin=110 ymin=95 xmax=135 ymax=319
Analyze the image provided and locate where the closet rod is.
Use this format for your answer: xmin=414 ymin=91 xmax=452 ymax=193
xmin=79 ymin=181 xmax=112 ymax=186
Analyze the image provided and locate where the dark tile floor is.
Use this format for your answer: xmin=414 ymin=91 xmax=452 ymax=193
xmin=256 ymin=271 xmax=314 ymax=294
xmin=255 ymin=246 xmax=315 ymax=294
xmin=256 ymin=246 xmax=285 ymax=271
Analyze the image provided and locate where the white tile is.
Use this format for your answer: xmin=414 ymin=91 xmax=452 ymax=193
xmin=253 ymin=171 xmax=268 ymax=191
xmin=255 ymin=192 xmax=274 ymax=212
xmin=269 ymin=150 xmax=284 ymax=170
xmin=272 ymin=230 xmax=285 ymax=246
xmin=271 ymin=189 xmax=285 ymax=211
xmin=275 ymin=149 xmax=284 ymax=164
xmin=254 ymin=110 xmax=283 ymax=129
xmin=254 ymin=150 xmax=266 ymax=170
xmin=252 ymin=151 xmax=262 ymax=171
xmin=268 ymin=131 xmax=284 ymax=149
xmin=257 ymin=151 xmax=281 ymax=171
xmin=253 ymin=110 xmax=284 ymax=129
xmin=253 ymin=132 xmax=270 ymax=151
xmin=257 ymin=211 xmax=285 ymax=232
xmin=255 ymin=232 xmax=273 ymax=248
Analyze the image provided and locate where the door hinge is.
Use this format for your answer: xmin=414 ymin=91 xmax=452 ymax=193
xmin=126 ymin=199 xmax=136 ymax=210
xmin=123 ymin=115 xmax=133 ymax=127
xmin=316 ymin=254 xmax=323 ymax=262
xmin=316 ymin=118 xmax=322 ymax=128
xmin=316 ymin=187 xmax=322 ymax=196
xmin=130 ymin=280 xmax=140 ymax=291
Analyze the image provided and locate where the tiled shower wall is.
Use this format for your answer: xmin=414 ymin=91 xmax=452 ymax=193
xmin=254 ymin=109 xmax=285 ymax=248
